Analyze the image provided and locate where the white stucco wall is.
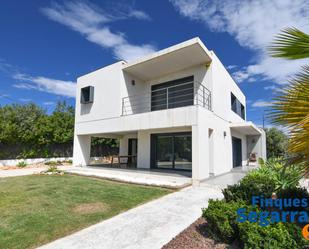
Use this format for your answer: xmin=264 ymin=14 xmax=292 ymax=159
xmin=197 ymin=107 xmax=234 ymax=176
xmin=210 ymin=52 xmax=246 ymax=123
xmin=75 ymin=61 xmax=125 ymax=123
xmin=75 ymin=105 xmax=197 ymax=135
xmin=247 ymin=129 xmax=267 ymax=161
xmin=73 ymin=135 xmax=91 ymax=166
xmin=119 ymin=134 xmax=138 ymax=155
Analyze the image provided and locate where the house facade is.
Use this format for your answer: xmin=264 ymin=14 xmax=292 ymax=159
xmin=73 ymin=38 xmax=266 ymax=184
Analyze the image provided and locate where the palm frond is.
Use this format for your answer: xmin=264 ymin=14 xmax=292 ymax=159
xmin=268 ymin=28 xmax=309 ymax=59
xmin=268 ymin=66 xmax=309 ymax=165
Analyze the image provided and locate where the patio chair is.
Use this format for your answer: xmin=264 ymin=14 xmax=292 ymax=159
xmin=247 ymin=153 xmax=257 ymax=166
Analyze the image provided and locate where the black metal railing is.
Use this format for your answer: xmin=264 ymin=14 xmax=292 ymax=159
xmin=122 ymin=81 xmax=211 ymax=115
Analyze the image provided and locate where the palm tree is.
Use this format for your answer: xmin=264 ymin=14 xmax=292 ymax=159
xmin=269 ymin=28 xmax=309 ymax=59
xmin=268 ymin=28 xmax=309 ymax=165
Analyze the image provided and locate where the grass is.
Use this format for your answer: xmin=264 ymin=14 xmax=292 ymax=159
xmin=0 ymin=174 xmax=172 ymax=249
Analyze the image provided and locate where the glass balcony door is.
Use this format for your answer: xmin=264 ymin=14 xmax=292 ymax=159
xmin=151 ymin=76 xmax=194 ymax=111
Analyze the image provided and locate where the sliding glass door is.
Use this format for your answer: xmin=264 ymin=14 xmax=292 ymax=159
xmin=151 ymin=132 xmax=192 ymax=171
xmin=174 ymin=135 xmax=192 ymax=170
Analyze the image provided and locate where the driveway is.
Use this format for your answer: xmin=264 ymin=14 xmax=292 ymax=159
xmin=38 ymin=186 xmax=223 ymax=249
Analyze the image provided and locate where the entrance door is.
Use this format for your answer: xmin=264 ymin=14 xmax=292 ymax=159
xmin=151 ymin=133 xmax=192 ymax=171
xmin=232 ymin=137 xmax=242 ymax=168
xmin=128 ymin=138 xmax=138 ymax=165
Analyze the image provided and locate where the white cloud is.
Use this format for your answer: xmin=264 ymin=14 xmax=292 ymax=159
xmin=263 ymin=85 xmax=281 ymax=93
xmin=129 ymin=9 xmax=151 ymax=20
xmin=170 ymin=0 xmax=309 ymax=83
xmin=41 ymin=1 xmax=156 ymax=61
xmin=252 ymin=99 xmax=272 ymax=107
xmin=264 ymin=85 xmax=276 ymax=90
xmin=13 ymin=73 xmax=76 ymax=98
xmin=43 ymin=101 xmax=55 ymax=106
xmin=0 ymin=93 xmax=10 ymax=98
xmin=19 ymin=98 xmax=32 ymax=102
xmin=232 ymin=70 xmax=250 ymax=83
xmin=227 ymin=65 xmax=238 ymax=70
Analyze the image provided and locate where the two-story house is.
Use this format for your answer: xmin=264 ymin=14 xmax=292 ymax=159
xmin=73 ymin=38 xmax=266 ymax=184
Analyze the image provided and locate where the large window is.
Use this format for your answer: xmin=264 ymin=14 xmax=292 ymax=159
xmin=231 ymin=93 xmax=245 ymax=119
xmin=151 ymin=76 xmax=194 ymax=111
xmin=151 ymin=132 xmax=192 ymax=171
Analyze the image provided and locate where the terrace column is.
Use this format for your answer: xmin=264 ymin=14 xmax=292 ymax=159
xmin=137 ymin=130 xmax=150 ymax=169
xmin=73 ymin=135 xmax=91 ymax=167
xmin=192 ymin=122 xmax=210 ymax=186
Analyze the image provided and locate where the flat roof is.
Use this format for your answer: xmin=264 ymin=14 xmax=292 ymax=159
xmin=122 ymin=37 xmax=212 ymax=81
xmin=230 ymin=122 xmax=262 ymax=135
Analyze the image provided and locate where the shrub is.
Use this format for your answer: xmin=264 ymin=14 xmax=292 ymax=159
xmin=284 ymin=223 xmax=309 ymax=248
xmin=223 ymin=157 xmax=305 ymax=204
xmin=17 ymin=161 xmax=27 ymax=168
xmin=222 ymin=172 xmax=276 ymax=204
xmin=277 ymin=187 xmax=309 ymax=211
xmin=238 ymin=222 xmax=300 ymax=249
xmin=202 ymin=200 xmax=246 ymax=243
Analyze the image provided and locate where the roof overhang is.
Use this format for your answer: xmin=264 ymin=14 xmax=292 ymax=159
xmin=230 ymin=122 xmax=262 ymax=135
xmin=122 ymin=38 xmax=212 ymax=81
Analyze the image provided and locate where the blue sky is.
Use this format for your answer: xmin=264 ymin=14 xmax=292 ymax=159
xmin=0 ymin=0 xmax=308 ymax=126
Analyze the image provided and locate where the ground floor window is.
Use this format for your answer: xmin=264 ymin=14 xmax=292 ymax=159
xmin=151 ymin=132 xmax=192 ymax=171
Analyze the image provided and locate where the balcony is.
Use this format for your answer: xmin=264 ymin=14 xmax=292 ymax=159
xmin=122 ymin=81 xmax=211 ymax=116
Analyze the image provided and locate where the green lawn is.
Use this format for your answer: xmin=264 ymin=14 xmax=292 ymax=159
xmin=0 ymin=174 xmax=172 ymax=249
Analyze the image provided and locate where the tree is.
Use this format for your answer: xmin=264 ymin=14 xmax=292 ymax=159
xmin=265 ymin=127 xmax=288 ymax=159
xmin=0 ymin=103 xmax=45 ymax=145
xmin=0 ymin=102 xmax=119 ymax=159
xmin=268 ymin=28 xmax=309 ymax=165
xmin=49 ymin=101 xmax=75 ymax=144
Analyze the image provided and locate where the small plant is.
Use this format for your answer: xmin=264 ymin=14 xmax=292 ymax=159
xmin=44 ymin=161 xmax=59 ymax=166
xmin=17 ymin=161 xmax=27 ymax=168
xmin=46 ymin=165 xmax=58 ymax=173
xmin=260 ymin=157 xmax=304 ymax=190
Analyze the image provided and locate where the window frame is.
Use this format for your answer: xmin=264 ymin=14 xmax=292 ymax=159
xmin=80 ymin=86 xmax=94 ymax=104
xmin=231 ymin=92 xmax=245 ymax=120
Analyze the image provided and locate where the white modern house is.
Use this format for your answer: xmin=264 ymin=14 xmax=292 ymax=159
xmin=73 ymin=38 xmax=266 ymax=184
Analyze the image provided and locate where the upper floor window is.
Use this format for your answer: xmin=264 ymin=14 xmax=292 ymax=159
xmin=81 ymin=86 xmax=94 ymax=104
xmin=231 ymin=93 xmax=245 ymax=119
xmin=151 ymin=76 xmax=194 ymax=111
